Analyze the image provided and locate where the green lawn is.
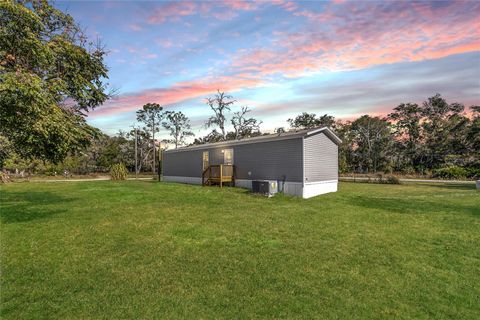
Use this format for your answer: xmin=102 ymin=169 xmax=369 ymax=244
xmin=1 ymin=181 xmax=479 ymax=319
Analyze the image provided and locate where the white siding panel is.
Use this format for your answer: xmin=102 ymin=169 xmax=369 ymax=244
xmin=304 ymin=132 xmax=338 ymax=182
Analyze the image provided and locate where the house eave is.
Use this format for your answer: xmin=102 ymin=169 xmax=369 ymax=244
xmin=164 ymin=126 xmax=342 ymax=154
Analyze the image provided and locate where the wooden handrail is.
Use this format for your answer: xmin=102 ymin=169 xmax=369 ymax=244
xmin=202 ymin=164 xmax=235 ymax=187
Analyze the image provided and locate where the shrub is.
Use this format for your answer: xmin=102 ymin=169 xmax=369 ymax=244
xmin=466 ymin=168 xmax=480 ymax=179
xmin=433 ymin=166 xmax=468 ymax=180
xmin=385 ymin=175 xmax=401 ymax=184
xmin=0 ymin=171 xmax=12 ymax=184
xmin=110 ymin=163 xmax=128 ymax=181
xmin=359 ymin=173 xmax=400 ymax=184
xmin=402 ymin=166 xmax=416 ymax=175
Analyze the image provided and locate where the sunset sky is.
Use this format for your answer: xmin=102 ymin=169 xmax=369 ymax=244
xmin=59 ymin=0 xmax=480 ymax=138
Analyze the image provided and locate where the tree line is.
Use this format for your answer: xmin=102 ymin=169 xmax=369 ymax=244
xmin=3 ymin=88 xmax=479 ymax=180
xmin=1 ymin=1 xmax=478 ymax=180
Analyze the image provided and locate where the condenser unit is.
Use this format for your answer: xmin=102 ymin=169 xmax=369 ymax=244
xmin=252 ymin=180 xmax=278 ymax=197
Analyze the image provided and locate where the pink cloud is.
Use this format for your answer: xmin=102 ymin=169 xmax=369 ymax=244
xmin=282 ymin=2 xmax=298 ymax=12
xmin=210 ymin=9 xmax=238 ymax=21
xmin=222 ymin=0 xmax=258 ymax=11
xmin=95 ymin=1 xmax=479 ymax=119
xmin=146 ymin=0 xmax=259 ymax=25
xmin=294 ymin=10 xmax=334 ymax=22
xmin=227 ymin=1 xmax=480 ymax=77
xmin=156 ymin=38 xmax=174 ymax=48
xmin=90 ymin=76 xmax=264 ymax=118
xmin=128 ymin=23 xmax=142 ymax=32
xmin=148 ymin=1 xmax=197 ymax=24
xmin=125 ymin=46 xmax=159 ymax=60
xmin=144 ymin=53 xmax=158 ymax=59
xmin=269 ymin=0 xmax=298 ymax=12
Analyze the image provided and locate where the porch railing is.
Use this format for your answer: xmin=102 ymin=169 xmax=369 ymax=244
xmin=202 ymin=164 xmax=235 ymax=187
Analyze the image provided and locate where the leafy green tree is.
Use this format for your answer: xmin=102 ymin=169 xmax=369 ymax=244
xmin=162 ymin=111 xmax=194 ymax=148
xmin=335 ymin=121 xmax=354 ymax=173
xmin=136 ymin=103 xmax=164 ymax=173
xmin=93 ymin=132 xmax=133 ymax=171
xmin=350 ymin=115 xmax=393 ymax=173
xmin=420 ymin=94 xmax=467 ymax=170
xmin=0 ymin=0 xmax=109 ymax=165
xmin=388 ymin=103 xmax=423 ymax=171
xmin=287 ymin=112 xmax=335 ymax=130
xmin=468 ymin=106 xmax=480 ymax=159
xmin=0 ymin=134 xmax=12 ymax=169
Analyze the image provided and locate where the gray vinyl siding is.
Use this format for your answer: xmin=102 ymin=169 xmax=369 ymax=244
xmin=232 ymin=138 xmax=303 ymax=181
xmin=163 ymin=137 xmax=303 ymax=182
xmin=162 ymin=149 xmax=204 ymax=177
xmin=304 ymin=132 xmax=338 ymax=182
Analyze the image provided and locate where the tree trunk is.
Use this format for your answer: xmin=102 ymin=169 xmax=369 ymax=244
xmin=152 ymin=126 xmax=155 ymax=174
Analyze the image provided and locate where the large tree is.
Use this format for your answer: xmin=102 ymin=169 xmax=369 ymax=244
xmin=468 ymin=106 xmax=480 ymax=155
xmin=420 ymin=94 xmax=467 ymax=170
xmin=136 ymin=103 xmax=164 ymax=173
xmin=162 ymin=111 xmax=194 ymax=148
xmin=205 ymin=90 xmax=235 ymax=140
xmin=388 ymin=103 xmax=423 ymax=171
xmin=231 ymin=106 xmax=262 ymax=140
xmin=388 ymin=94 xmax=475 ymax=173
xmin=349 ymin=115 xmax=393 ymax=173
xmin=0 ymin=0 xmax=109 ymax=165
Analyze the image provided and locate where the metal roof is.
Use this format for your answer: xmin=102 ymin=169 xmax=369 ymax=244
xmin=164 ymin=127 xmax=342 ymax=153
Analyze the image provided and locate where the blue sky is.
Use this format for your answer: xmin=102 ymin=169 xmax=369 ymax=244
xmin=57 ymin=0 xmax=480 ymax=139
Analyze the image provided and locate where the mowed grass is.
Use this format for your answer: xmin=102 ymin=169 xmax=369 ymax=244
xmin=1 ymin=181 xmax=479 ymax=319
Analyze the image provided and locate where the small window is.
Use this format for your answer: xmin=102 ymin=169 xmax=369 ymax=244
xmin=202 ymin=151 xmax=209 ymax=170
xmin=223 ymin=149 xmax=234 ymax=165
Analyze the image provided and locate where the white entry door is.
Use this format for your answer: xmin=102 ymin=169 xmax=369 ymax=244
xmin=223 ymin=149 xmax=234 ymax=165
xmin=202 ymin=151 xmax=209 ymax=170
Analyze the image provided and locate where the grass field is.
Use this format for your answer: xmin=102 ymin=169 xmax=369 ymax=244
xmin=1 ymin=181 xmax=479 ymax=319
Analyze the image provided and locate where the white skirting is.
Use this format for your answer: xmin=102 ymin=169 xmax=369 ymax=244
xmin=163 ymin=176 xmax=337 ymax=198
xmin=220 ymin=179 xmax=305 ymax=197
xmin=162 ymin=176 xmax=202 ymax=185
xmin=303 ymin=180 xmax=338 ymax=198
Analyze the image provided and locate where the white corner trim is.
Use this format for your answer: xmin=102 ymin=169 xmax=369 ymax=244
xmin=306 ymin=127 xmax=342 ymax=144
xmin=302 ymin=136 xmax=305 ymax=188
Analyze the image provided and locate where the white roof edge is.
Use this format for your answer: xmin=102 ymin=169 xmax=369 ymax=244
xmin=164 ymin=131 xmax=305 ymax=153
xmin=164 ymin=126 xmax=341 ymax=154
xmin=306 ymin=127 xmax=342 ymax=144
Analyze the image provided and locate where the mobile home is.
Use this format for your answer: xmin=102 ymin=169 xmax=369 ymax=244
xmin=162 ymin=127 xmax=341 ymax=198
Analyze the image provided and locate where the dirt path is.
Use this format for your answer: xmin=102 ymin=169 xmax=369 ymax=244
xmin=28 ymin=177 xmax=154 ymax=183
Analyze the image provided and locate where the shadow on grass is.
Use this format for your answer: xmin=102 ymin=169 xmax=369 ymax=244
xmin=411 ymin=183 xmax=477 ymax=191
xmin=0 ymin=191 xmax=76 ymax=224
xmin=352 ymin=195 xmax=479 ymax=217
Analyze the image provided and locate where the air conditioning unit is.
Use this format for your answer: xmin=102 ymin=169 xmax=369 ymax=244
xmin=252 ymin=180 xmax=278 ymax=197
